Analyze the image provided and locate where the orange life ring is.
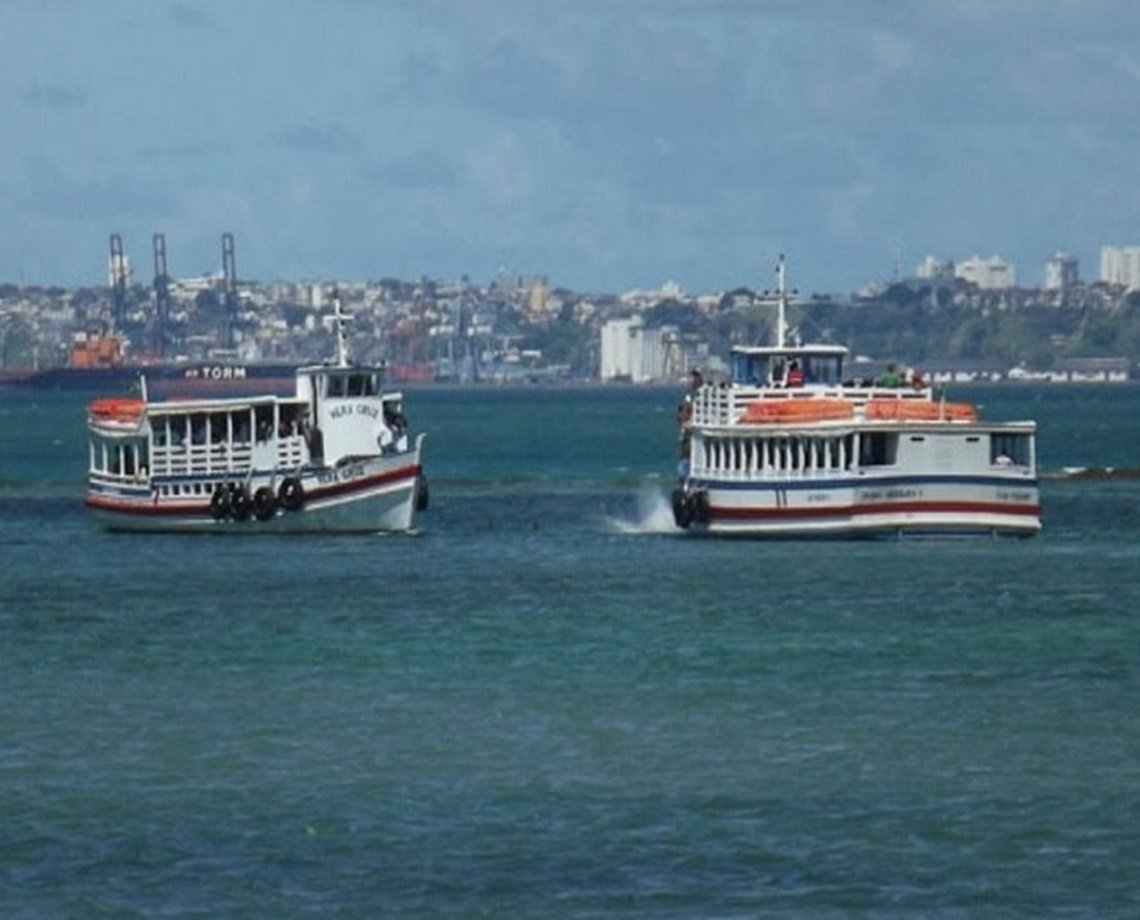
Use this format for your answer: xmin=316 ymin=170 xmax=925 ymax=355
xmin=739 ymin=399 xmax=854 ymax=424
xmin=865 ymin=399 xmax=977 ymax=422
xmin=88 ymin=397 xmax=144 ymax=423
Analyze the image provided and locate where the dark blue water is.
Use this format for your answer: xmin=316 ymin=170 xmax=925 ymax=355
xmin=2 ymin=385 xmax=1139 ymax=916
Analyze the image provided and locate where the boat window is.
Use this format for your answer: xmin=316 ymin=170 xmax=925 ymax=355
xmin=326 ymin=375 xmax=346 ymax=398
xmin=170 ymin=417 xmax=187 ymax=447
xmin=345 ymin=373 xmax=375 ymax=397
xmin=209 ymin=413 xmax=228 ymax=443
xmin=991 ymin=433 xmax=1030 ymax=467
xmin=232 ymin=410 xmax=251 ymax=444
xmin=732 ymin=353 xmax=768 ymax=386
xmin=255 ymin=406 xmax=274 ymax=441
xmin=279 ymin=405 xmax=300 ymax=438
xmin=190 ymin=415 xmax=207 ymax=445
xmin=802 ymin=354 xmax=844 ymax=385
xmin=859 ymin=432 xmax=898 ymax=466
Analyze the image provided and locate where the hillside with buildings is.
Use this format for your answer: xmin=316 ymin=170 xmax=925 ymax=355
xmin=3 ymin=241 xmax=1139 ymax=385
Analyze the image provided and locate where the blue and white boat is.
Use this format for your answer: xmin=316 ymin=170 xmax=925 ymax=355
xmin=85 ymin=295 xmax=427 ymax=533
xmin=672 ymin=257 xmax=1040 ymax=537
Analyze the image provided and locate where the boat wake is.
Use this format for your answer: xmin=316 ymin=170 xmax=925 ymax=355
xmin=607 ymin=482 xmax=679 ymax=535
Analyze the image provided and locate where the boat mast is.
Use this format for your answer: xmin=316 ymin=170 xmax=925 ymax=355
xmin=775 ymin=254 xmax=788 ymax=349
xmin=331 ymin=290 xmax=351 ymax=368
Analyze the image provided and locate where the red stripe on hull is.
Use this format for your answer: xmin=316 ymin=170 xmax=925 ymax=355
xmin=85 ymin=464 xmax=420 ymax=518
xmin=713 ymin=500 xmax=1040 ymax=521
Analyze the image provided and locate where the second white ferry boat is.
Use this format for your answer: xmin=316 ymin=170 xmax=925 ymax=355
xmin=672 ymin=257 xmax=1040 ymax=538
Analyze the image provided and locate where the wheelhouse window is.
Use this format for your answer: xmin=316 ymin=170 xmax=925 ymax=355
xmin=991 ymin=433 xmax=1031 ymax=467
xmin=859 ymin=432 xmax=898 ymax=467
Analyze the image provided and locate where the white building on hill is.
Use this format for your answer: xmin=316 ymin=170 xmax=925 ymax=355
xmin=600 ymin=316 xmax=669 ymax=382
xmin=1100 ymin=245 xmax=1140 ymax=290
xmin=1044 ymin=252 xmax=1079 ymax=291
xmin=955 ymin=255 xmax=1016 ymax=290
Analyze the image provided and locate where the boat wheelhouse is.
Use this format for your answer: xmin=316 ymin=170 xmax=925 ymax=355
xmin=85 ymin=297 xmax=427 ymax=533
xmin=672 ymin=257 xmax=1040 ymax=538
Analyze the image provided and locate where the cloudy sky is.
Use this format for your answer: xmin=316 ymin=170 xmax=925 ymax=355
xmin=2 ymin=0 xmax=1138 ymax=294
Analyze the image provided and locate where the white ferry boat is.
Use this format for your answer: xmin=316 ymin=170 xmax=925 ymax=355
xmin=85 ymin=296 xmax=427 ymax=533
xmin=672 ymin=257 xmax=1040 ymax=538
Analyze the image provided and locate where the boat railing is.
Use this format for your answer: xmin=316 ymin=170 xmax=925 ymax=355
xmin=151 ymin=440 xmax=254 ymax=477
xmin=691 ymin=383 xmax=932 ymax=426
xmin=149 ymin=432 xmax=306 ymax=476
xmin=277 ymin=434 xmax=306 ymax=467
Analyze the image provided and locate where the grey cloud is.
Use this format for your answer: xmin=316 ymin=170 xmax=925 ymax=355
xmin=275 ymin=123 xmax=364 ymax=153
xmin=168 ymin=2 xmax=216 ymax=31
xmin=20 ymin=82 xmax=88 ymax=110
xmin=360 ymin=151 xmax=461 ymax=190
xmin=19 ymin=157 xmax=177 ymax=221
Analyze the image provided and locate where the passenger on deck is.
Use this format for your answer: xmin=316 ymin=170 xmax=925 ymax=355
xmin=787 ymin=360 xmax=805 ymax=387
xmin=876 ymin=364 xmax=902 ymax=387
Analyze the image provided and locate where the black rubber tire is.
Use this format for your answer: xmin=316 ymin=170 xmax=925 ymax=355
xmin=230 ymin=485 xmax=252 ymax=521
xmin=252 ymin=486 xmax=277 ymax=521
xmin=691 ymin=490 xmax=710 ymax=525
xmin=209 ymin=485 xmax=230 ymax=520
xmin=278 ymin=477 xmax=305 ymax=512
xmin=671 ymin=487 xmax=692 ymax=529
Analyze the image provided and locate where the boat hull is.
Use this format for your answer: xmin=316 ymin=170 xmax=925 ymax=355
xmin=676 ymin=474 xmax=1041 ymax=539
xmin=85 ymin=451 xmax=424 ymax=534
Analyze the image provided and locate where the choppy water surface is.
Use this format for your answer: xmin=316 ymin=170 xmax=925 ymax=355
xmin=2 ymin=385 xmax=1139 ymax=916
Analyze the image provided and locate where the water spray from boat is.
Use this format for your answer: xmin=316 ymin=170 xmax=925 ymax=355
xmin=607 ymin=480 xmax=680 ymax=535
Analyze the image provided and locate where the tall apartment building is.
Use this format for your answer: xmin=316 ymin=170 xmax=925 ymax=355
xmin=1099 ymin=245 xmax=1140 ymax=290
xmin=599 ymin=315 xmax=669 ymax=382
xmin=1044 ymin=252 xmax=1079 ymax=291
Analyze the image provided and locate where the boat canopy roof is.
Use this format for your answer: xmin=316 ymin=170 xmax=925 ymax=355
xmin=730 ymin=343 xmax=849 ymax=387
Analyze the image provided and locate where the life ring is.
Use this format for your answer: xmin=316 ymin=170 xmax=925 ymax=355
xmin=209 ymin=485 xmax=230 ymax=520
xmin=252 ymin=486 xmax=277 ymax=521
xmin=278 ymin=477 xmax=305 ymax=512
xmin=229 ymin=485 xmax=252 ymax=521
xmin=414 ymin=476 xmax=430 ymax=511
xmin=672 ymin=487 xmax=692 ymax=529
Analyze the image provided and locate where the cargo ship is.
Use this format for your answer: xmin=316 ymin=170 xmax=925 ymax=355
xmin=3 ymin=334 xmax=298 ymax=398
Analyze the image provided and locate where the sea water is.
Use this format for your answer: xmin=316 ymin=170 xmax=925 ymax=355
xmin=2 ymin=384 xmax=1139 ymax=916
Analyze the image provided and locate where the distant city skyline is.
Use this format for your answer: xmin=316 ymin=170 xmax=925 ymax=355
xmin=3 ymin=1 xmax=1140 ymax=294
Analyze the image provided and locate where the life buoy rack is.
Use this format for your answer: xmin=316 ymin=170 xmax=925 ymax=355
xmin=252 ymin=486 xmax=277 ymax=521
xmin=278 ymin=477 xmax=305 ymax=512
